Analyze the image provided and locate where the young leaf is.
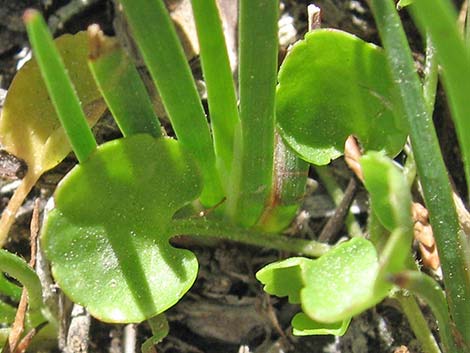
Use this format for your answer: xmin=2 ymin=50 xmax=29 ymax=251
xmin=301 ymin=237 xmax=388 ymax=323
xmin=42 ymin=135 xmax=202 ymax=323
xmin=256 ymin=256 xmax=351 ymax=336
xmin=276 ymin=29 xmax=408 ymax=165
xmin=361 ymin=152 xmax=413 ymax=294
xmin=256 ymin=256 xmax=313 ymax=304
xmin=256 ymin=239 xmax=383 ymax=332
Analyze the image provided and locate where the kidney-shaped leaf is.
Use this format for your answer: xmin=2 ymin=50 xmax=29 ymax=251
xmin=257 ymin=237 xmax=392 ymax=331
xmin=276 ymin=29 xmax=408 ymax=165
xmin=256 ymin=256 xmax=350 ymax=336
xmin=301 ymin=237 xmax=389 ymax=323
xmin=0 ymin=31 xmax=105 ymax=176
xmin=42 ymin=135 xmax=202 ymax=323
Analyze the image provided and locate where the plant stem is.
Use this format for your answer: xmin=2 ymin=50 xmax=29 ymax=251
xmin=394 ymin=291 xmax=442 ymax=353
xmin=369 ymin=0 xmax=470 ymax=346
xmin=24 ymin=10 xmax=97 ymax=163
xmin=256 ymin=133 xmax=309 ymax=233
xmin=0 ymin=250 xmax=43 ymax=312
xmin=393 ymin=271 xmax=459 ymax=353
xmin=141 ymin=314 xmax=169 ymax=353
xmin=170 ymin=218 xmax=331 ymax=258
xmin=315 ymin=166 xmax=362 ymax=237
xmin=0 ymin=172 xmax=40 ymax=248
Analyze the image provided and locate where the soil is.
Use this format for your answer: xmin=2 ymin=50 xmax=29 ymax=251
xmin=0 ymin=1 xmax=462 ymax=352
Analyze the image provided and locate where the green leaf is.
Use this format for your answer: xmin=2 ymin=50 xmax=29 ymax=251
xmin=257 ymin=238 xmax=388 ymax=333
xmin=256 ymin=256 xmax=351 ymax=336
xmin=42 ymin=135 xmax=202 ymax=323
xmin=276 ymin=29 xmax=407 ymax=165
xmin=361 ymin=152 xmax=412 ymax=231
xmin=292 ymin=313 xmax=350 ymax=336
xmin=88 ymin=27 xmax=162 ymax=138
xmin=301 ymin=238 xmax=388 ymax=323
xmin=0 ymin=31 xmax=103 ymax=175
xmin=361 ymin=152 xmax=413 ymax=290
xmin=190 ymin=0 xmax=239 ymax=183
xmin=256 ymin=257 xmax=313 ymax=304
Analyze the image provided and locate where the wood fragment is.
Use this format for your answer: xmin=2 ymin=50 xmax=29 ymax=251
xmin=344 ymin=135 xmax=364 ymax=182
xmin=318 ymin=177 xmax=358 ymax=243
xmin=65 ymin=304 xmax=90 ymax=353
xmin=412 ymin=202 xmax=440 ymax=270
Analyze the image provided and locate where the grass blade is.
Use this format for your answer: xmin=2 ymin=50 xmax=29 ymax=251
xmin=87 ymin=25 xmax=161 ymax=138
xmin=228 ymin=0 xmax=279 ymax=226
xmin=118 ymin=0 xmax=223 ymax=206
xmin=24 ymin=10 xmax=97 ymax=163
xmin=190 ymin=0 xmax=239 ymax=184
xmin=393 ymin=271 xmax=459 ymax=353
xmin=369 ymin=0 xmax=470 ymax=347
xmin=409 ymin=0 xmax=470 ymax=195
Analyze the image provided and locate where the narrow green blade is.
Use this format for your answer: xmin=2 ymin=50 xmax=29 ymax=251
xmin=118 ymin=0 xmax=223 ymax=206
xmin=24 ymin=10 xmax=97 ymax=163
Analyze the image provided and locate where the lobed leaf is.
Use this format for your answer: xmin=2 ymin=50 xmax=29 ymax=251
xmin=276 ymin=29 xmax=408 ymax=165
xmin=257 ymin=238 xmax=388 ymax=332
xmin=42 ymin=135 xmax=202 ymax=323
xmin=256 ymin=257 xmax=312 ymax=304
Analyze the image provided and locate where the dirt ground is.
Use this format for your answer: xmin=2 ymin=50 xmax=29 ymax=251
xmin=0 ymin=0 xmax=463 ymax=352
